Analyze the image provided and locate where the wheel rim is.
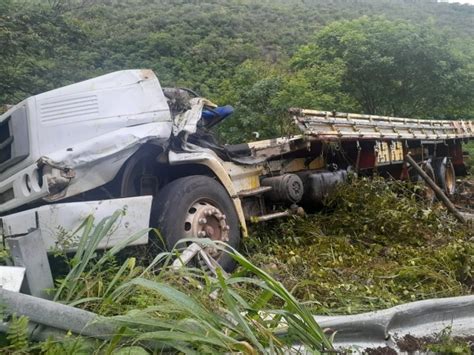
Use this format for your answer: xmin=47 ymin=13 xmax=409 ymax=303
xmin=444 ymin=160 xmax=456 ymax=195
xmin=183 ymin=200 xmax=231 ymax=258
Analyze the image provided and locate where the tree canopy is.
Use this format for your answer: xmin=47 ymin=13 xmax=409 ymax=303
xmin=1 ymin=0 xmax=473 ymax=142
xmin=291 ymin=17 xmax=474 ymax=118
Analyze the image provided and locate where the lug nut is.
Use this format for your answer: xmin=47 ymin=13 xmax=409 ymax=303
xmin=197 ymin=231 xmax=206 ymax=237
xmin=223 ymin=225 xmax=230 ymax=231
xmin=198 ymin=218 xmax=207 ymax=225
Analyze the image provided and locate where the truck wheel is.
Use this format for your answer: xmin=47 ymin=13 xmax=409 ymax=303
xmin=151 ymin=175 xmax=241 ymax=272
xmin=433 ymin=157 xmax=456 ymax=196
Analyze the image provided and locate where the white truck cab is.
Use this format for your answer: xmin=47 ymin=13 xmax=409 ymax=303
xmin=0 ymin=69 xmax=171 ymax=213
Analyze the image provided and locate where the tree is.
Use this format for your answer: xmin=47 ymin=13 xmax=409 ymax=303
xmin=291 ymin=17 xmax=474 ymax=119
xmin=0 ymin=2 xmax=90 ymax=106
xmin=214 ymin=60 xmax=288 ymax=143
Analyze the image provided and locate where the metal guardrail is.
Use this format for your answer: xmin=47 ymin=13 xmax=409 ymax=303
xmin=0 ymin=288 xmax=115 ymax=341
xmin=1 ymin=287 xmax=472 ymax=352
xmin=291 ymin=109 xmax=474 ymax=140
xmin=313 ymin=295 xmax=474 ymax=352
xmin=1 ymin=234 xmax=472 ymax=351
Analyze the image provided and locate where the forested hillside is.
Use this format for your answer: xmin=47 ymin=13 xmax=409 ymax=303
xmin=0 ymin=3 xmax=473 ymax=353
xmin=1 ymin=0 xmax=473 ymax=142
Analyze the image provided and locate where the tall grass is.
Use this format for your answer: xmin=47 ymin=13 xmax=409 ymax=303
xmin=52 ymin=212 xmax=332 ymax=354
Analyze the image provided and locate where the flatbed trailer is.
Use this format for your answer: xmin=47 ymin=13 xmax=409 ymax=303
xmin=0 ymin=70 xmax=472 ymax=270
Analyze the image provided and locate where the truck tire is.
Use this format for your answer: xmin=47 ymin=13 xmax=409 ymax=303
xmin=151 ymin=175 xmax=241 ymax=272
xmin=433 ymin=157 xmax=456 ymax=196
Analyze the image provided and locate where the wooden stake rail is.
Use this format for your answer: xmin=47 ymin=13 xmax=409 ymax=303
xmin=290 ymin=109 xmax=474 ymax=141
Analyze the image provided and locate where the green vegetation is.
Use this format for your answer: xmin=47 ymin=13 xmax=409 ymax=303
xmin=1 ymin=210 xmax=333 ymax=354
xmin=247 ymin=177 xmax=473 ymax=315
xmin=0 ymin=0 xmax=473 ymax=352
xmin=465 ymin=141 xmax=474 ymax=174
xmin=1 ymin=177 xmax=472 ymax=353
xmin=397 ymin=327 xmax=473 ymax=353
xmin=425 ymin=327 xmax=473 ymax=354
xmin=1 ymin=0 xmax=473 ymax=141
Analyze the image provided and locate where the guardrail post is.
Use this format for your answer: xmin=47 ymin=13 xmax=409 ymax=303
xmin=6 ymin=229 xmax=54 ymax=299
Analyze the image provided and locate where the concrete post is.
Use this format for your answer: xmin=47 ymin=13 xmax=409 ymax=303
xmin=6 ymin=229 xmax=54 ymax=299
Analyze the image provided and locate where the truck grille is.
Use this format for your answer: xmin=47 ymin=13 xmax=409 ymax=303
xmin=0 ymin=188 xmax=14 ymax=204
xmin=0 ymin=105 xmax=30 ymax=173
xmin=0 ymin=118 xmax=13 ymax=165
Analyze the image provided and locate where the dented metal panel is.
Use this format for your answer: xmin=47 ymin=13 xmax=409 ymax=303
xmin=0 ymin=163 xmax=49 ymax=212
xmin=172 ymin=97 xmax=217 ymax=136
xmin=43 ymin=122 xmax=171 ymax=201
xmin=0 ymin=70 xmax=173 ymax=212
xmin=313 ymin=295 xmax=474 ymax=352
xmin=1 ymin=196 xmax=152 ymax=251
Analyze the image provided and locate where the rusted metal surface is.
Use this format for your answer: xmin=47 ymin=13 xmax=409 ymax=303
xmin=0 ymin=69 xmax=472 ymax=260
xmin=250 ymin=210 xmax=291 ymax=223
xmin=184 ymin=201 xmax=230 ymax=247
xmin=291 ymin=109 xmax=474 ymax=140
xmin=237 ymin=186 xmax=272 ymax=198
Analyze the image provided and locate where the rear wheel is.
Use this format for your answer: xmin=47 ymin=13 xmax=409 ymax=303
xmin=433 ymin=157 xmax=456 ymax=196
xmin=151 ymin=175 xmax=241 ymax=272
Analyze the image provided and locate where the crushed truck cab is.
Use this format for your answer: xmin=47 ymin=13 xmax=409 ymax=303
xmin=0 ymin=69 xmax=472 ymax=270
xmin=0 ymin=70 xmax=171 ymax=212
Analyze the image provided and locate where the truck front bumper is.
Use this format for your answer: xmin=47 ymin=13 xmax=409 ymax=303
xmin=0 ymin=196 xmax=152 ymax=252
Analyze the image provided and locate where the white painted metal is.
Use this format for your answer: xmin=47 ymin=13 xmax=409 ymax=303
xmin=311 ymin=295 xmax=474 ymax=352
xmin=0 ymin=266 xmax=25 ymax=292
xmin=7 ymin=230 xmax=54 ymax=299
xmin=172 ymin=97 xmax=207 ymax=136
xmin=43 ymin=122 xmax=171 ymax=201
xmin=1 ymin=196 xmax=152 ymax=251
xmin=0 ymin=164 xmax=49 ymax=213
xmin=34 ymin=69 xmax=171 ymax=156
xmin=0 ymin=70 xmax=173 ymax=212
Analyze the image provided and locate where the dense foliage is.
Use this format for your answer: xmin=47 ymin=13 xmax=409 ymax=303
xmin=248 ymin=177 xmax=473 ymax=314
xmin=1 ymin=0 xmax=473 ymax=142
xmin=1 ymin=211 xmax=334 ymax=354
xmin=1 ymin=177 xmax=472 ymax=353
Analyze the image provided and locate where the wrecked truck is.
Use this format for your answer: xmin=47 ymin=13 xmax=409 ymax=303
xmin=0 ymin=69 xmax=473 ymax=270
